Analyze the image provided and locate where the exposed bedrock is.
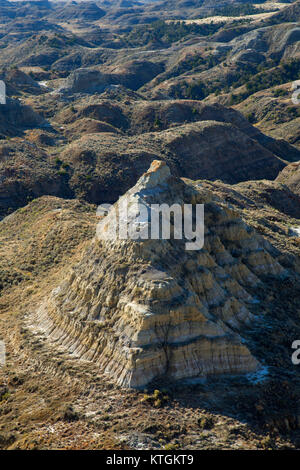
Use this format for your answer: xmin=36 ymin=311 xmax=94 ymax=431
xmin=31 ymin=161 xmax=289 ymax=388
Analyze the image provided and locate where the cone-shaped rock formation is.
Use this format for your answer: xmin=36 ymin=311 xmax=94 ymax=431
xmin=32 ymin=161 xmax=289 ymax=388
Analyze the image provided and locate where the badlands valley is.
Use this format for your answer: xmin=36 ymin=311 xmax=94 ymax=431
xmin=0 ymin=0 xmax=300 ymax=450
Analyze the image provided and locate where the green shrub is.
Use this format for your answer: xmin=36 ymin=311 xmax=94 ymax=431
xmin=141 ymin=389 xmax=169 ymax=408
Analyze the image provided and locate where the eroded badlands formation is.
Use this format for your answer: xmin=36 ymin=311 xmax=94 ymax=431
xmin=31 ymin=161 xmax=288 ymax=388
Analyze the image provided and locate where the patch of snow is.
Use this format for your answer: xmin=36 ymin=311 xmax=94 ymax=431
xmin=248 ymin=297 xmax=260 ymax=304
xmin=290 ymin=226 xmax=300 ymax=237
xmin=246 ymin=366 xmax=269 ymax=384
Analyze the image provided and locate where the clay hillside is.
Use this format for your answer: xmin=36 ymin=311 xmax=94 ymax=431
xmin=0 ymin=0 xmax=300 ymax=451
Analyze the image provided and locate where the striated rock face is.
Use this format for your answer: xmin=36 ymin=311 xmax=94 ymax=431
xmin=59 ymin=119 xmax=294 ymax=207
xmin=32 ymin=161 xmax=288 ymax=388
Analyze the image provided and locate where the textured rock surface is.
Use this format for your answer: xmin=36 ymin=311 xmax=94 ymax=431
xmin=0 ymin=141 xmax=73 ymax=219
xmin=0 ymin=98 xmax=47 ymax=138
xmin=61 ymin=62 xmax=164 ymax=94
xmin=276 ymin=161 xmax=300 ymax=197
xmin=59 ymin=119 xmax=292 ymax=207
xmin=31 ymin=161 xmax=290 ymax=388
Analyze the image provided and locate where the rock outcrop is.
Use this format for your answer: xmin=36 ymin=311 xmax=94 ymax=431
xmin=0 ymin=141 xmax=73 ymax=218
xmin=31 ymin=161 xmax=289 ymax=388
xmin=0 ymin=98 xmax=48 ymax=138
xmin=61 ymin=61 xmax=164 ymax=94
xmin=276 ymin=160 xmax=300 ymax=196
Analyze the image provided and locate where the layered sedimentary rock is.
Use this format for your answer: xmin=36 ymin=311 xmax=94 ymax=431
xmin=32 ymin=161 xmax=288 ymax=388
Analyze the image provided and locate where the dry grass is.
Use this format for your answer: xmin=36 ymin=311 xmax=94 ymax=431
xmin=0 ymin=192 xmax=299 ymax=449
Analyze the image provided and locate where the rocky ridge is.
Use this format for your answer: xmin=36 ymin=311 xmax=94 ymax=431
xmin=276 ymin=160 xmax=300 ymax=196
